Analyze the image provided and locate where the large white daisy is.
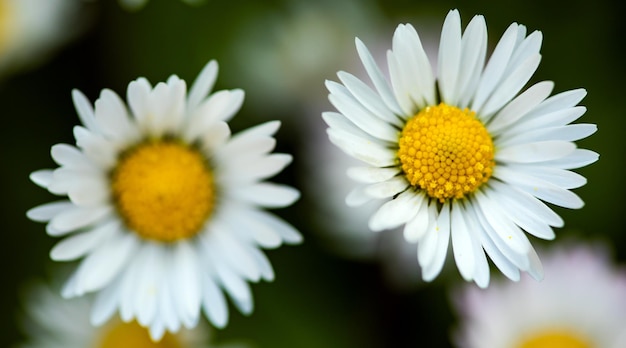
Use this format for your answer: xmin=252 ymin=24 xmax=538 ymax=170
xmin=452 ymin=242 xmax=626 ymax=348
xmin=323 ymin=9 xmax=597 ymax=287
xmin=27 ymin=60 xmax=302 ymax=340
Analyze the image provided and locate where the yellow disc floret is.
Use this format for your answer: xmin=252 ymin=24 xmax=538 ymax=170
xmin=97 ymin=320 xmax=182 ymax=348
xmin=398 ymin=103 xmax=494 ymax=202
xmin=517 ymin=330 xmax=592 ymax=348
xmin=112 ymin=140 xmax=215 ymax=242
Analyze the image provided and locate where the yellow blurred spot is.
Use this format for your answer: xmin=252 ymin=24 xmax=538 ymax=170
xmin=97 ymin=320 xmax=182 ymax=348
xmin=517 ymin=329 xmax=592 ymax=348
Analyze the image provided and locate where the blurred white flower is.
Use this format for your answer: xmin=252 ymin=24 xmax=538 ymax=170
xmin=0 ymin=0 xmax=83 ymax=79
xmin=16 ymin=280 xmax=251 ymax=348
xmin=452 ymin=242 xmax=626 ymax=348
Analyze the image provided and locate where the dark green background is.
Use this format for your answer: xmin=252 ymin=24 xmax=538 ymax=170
xmin=1 ymin=0 xmax=622 ymax=346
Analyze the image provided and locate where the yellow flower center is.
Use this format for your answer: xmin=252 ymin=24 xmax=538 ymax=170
xmin=96 ymin=320 xmax=182 ymax=348
xmin=398 ymin=103 xmax=494 ymax=202
xmin=517 ymin=330 xmax=593 ymax=348
xmin=111 ymin=140 xmax=215 ymax=242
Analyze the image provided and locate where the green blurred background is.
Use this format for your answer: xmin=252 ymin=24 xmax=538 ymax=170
xmin=0 ymin=0 xmax=622 ymax=346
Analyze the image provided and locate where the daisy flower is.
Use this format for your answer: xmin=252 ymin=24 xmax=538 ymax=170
xmin=452 ymin=242 xmax=626 ymax=348
xmin=323 ymin=9 xmax=598 ymax=287
xmin=26 ymin=60 xmax=302 ymax=340
xmin=0 ymin=0 xmax=82 ymax=79
xmin=17 ymin=281 xmax=218 ymax=348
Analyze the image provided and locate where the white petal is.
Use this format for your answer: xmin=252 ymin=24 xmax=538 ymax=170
xmin=460 ymin=203 xmax=490 ymax=288
xmin=437 ymin=9 xmax=462 ymax=105
xmin=126 ymin=77 xmax=152 ymax=127
xmin=27 ymin=201 xmax=73 ymax=222
xmin=495 ymin=166 xmax=584 ymax=209
xmin=498 ymin=123 xmax=596 ymax=148
xmin=488 ymin=80 xmax=554 ymax=134
xmin=496 ymin=141 xmax=575 ymax=163
xmin=488 ymin=179 xmax=563 ymax=227
xmin=50 ymin=205 xmax=112 ymax=233
xmin=502 ymin=164 xmax=587 ymax=190
xmin=30 ymin=170 xmax=53 ymax=189
xmin=471 ymin=23 xmax=519 ymax=113
xmin=451 ymin=201 xmax=475 ymax=281
xmin=465 ymin=204 xmax=520 ymax=281
xmin=387 ymin=49 xmax=416 ymax=116
xmin=480 ymin=54 xmax=542 ymax=117
xmin=187 ymin=60 xmax=218 ymax=112
xmin=134 ymin=246 xmax=162 ymax=327
xmin=346 ymin=186 xmax=375 ymax=207
xmin=364 ymin=176 xmax=409 ymax=199
xmin=539 ymin=149 xmax=598 ymax=169
xmin=72 ymin=89 xmax=99 ymax=132
xmin=231 ymin=206 xmax=302 ymax=245
xmin=185 ymin=89 xmax=243 ymax=142
xmin=336 ymin=71 xmax=403 ymax=127
xmin=322 ymin=112 xmax=388 ymax=147
xmin=217 ymin=120 xmax=280 ymax=158
xmin=229 ymin=183 xmax=299 ymax=208
xmin=485 ymin=185 xmax=555 ymax=240
xmin=171 ymin=242 xmax=202 ymax=325
xmin=202 ymin=274 xmax=229 ymax=328
xmin=526 ymin=88 xmax=587 ymax=118
xmin=327 ymin=127 xmax=396 ymax=167
xmin=73 ymin=126 xmax=118 ymax=170
xmin=74 ymin=232 xmax=138 ymax=295
xmin=91 ymin=276 xmax=122 ymax=325
xmin=216 ymin=209 xmax=281 ymax=249
xmin=403 ymin=194 xmax=430 ymax=242
xmin=199 ymin=121 xmax=231 ymax=154
xmin=94 ymin=89 xmax=138 ymax=142
xmin=50 ymin=219 xmax=120 ymax=261
xmin=67 ymin=175 xmax=110 ymax=207
xmin=355 ymin=38 xmax=403 ymax=115
xmin=395 ymin=23 xmax=436 ymax=107
xmin=220 ymin=154 xmax=291 ymax=184
xmin=327 ymin=80 xmax=400 ymax=141
xmin=417 ymin=201 xmax=439 ymax=268
xmin=347 ymin=166 xmax=400 ymax=184
xmin=422 ymin=202 xmax=451 ymax=281
xmin=474 ymin=190 xmax=531 ymax=257
xmin=456 ymin=15 xmax=487 ymax=107
xmin=246 ymin=246 xmax=275 ymax=281
xmin=368 ymin=190 xmax=422 ymax=231
xmin=50 ymin=144 xmax=92 ymax=168
xmin=206 ymin=226 xmax=261 ymax=281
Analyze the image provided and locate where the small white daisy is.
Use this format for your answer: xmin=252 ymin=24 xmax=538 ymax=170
xmin=452 ymin=242 xmax=626 ymax=348
xmin=27 ymin=60 xmax=302 ymax=340
xmin=0 ymin=0 xmax=82 ymax=79
xmin=17 ymin=281 xmax=215 ymax=348
xmin=323 ymin=9 xmax=598 ymax=287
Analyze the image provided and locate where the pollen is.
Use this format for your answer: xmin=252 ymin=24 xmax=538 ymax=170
xmin=397 ymin=103 xmax=494 ymax=202
xmin=517 ymin=329 xmax=592 ymax=348
xmin=97 ymin=320 xmax=182 ymax=348
xmin=111 ymin=140 xmax=215 ymax=242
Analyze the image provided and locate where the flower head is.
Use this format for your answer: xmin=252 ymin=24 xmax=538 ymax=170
xmin=452 ymin=242 xmax=626 ymax=348
xmin=323 ymin=9 xmax=597 ymax=287
xmin=27 ymin=60 xmax=302 ymax=340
